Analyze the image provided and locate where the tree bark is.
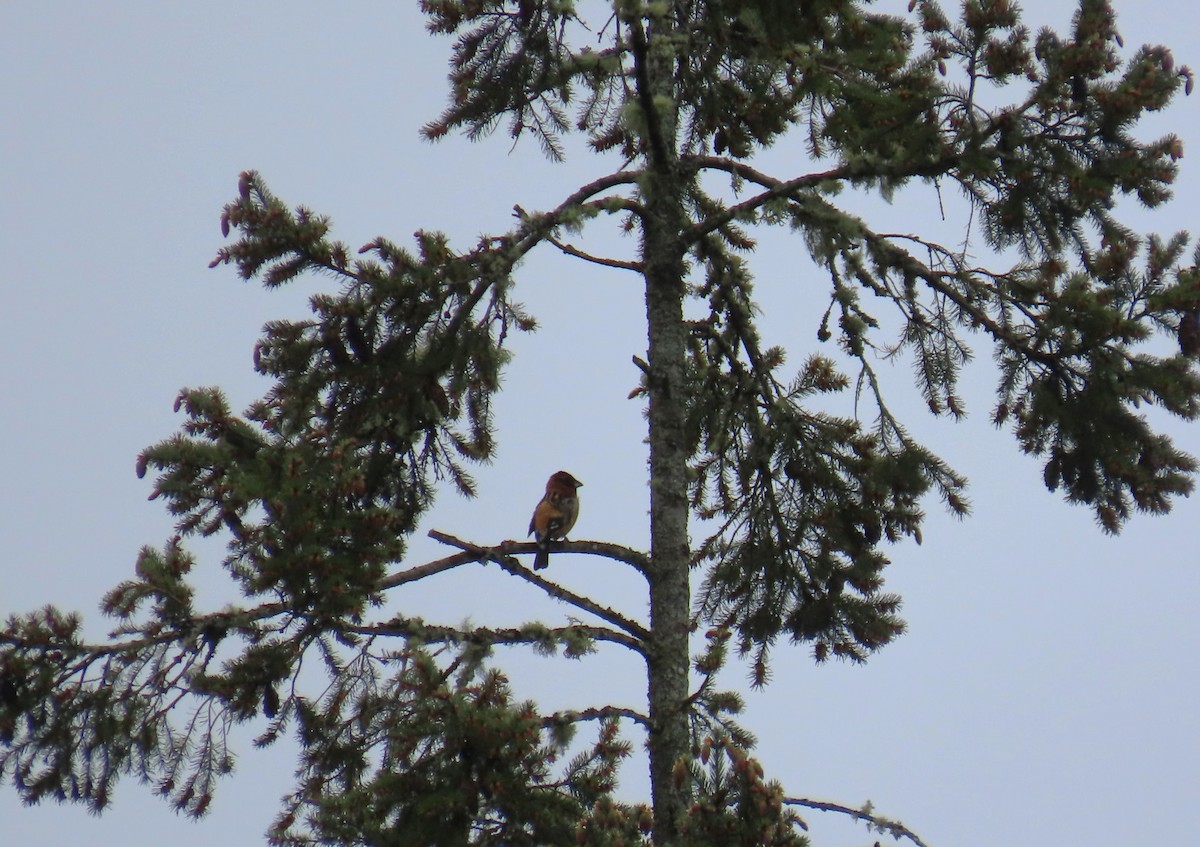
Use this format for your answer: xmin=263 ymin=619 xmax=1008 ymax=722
xmin=642 ymin=177 xmax=692 ymax=845
xmin=637 ymin=78 xmax=692 ymax=847
xmin=625 ymin=8 xmax=691 ymax=843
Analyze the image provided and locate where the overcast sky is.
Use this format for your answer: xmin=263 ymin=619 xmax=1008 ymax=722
xmin=2 ymin=3 xmax=1198 ymax=846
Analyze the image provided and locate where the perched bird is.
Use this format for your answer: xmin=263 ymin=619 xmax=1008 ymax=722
xmin=528 ymin=471 xmax=583 ymax=570
xmin=1179 ymin=309 xmax=1200 ymax=357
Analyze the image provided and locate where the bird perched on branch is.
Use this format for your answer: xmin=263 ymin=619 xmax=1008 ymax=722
xmin=1179 ymin=309 xmax=1200 ymax=356
xmin=528 ymin=471 xmax=583 ymax=570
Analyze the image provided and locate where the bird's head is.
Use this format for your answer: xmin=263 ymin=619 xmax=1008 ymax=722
xmin=548 ymin=470 xmax=583 ymax=491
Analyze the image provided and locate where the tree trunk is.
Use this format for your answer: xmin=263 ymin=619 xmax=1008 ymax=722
xmin=626 ymin=8 xmax=691 ymax=844
xmin=638 ymin=86 xmax=691 ymax=843
xmin=642 ymin=178 xmax=692 ymax=845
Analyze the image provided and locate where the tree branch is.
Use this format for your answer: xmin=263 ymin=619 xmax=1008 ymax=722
xmin=428 ymin=530 xmax=651 ymax=641
xmin=782 ymin=796 xmax=930 ymax=847
xmin=684 ymin=153 xmax=964 ymax=246
xmin=510 ymin=172 xmax=644 ymax=260
xmin=342 ymin=616 xmax=645 ymax=655
xmin=547 ymin=233 xmax=643 ymax=272
xmin=683 ymin=156 xmax=854 ymax=243
xmin=547 ymin=704 xmax=650 ymax=730
xmin=693 ymin=162 xmax=1073 ymax=378
xmin=846 ymin=215 xmax=1072 ymax=371
xmin=379 ymin=550 xmax=481 ymax=590
xmin=0 ymin=601 xmax=286 ymax=659
xmin=0 ymin=531 xmax=650 ymax=660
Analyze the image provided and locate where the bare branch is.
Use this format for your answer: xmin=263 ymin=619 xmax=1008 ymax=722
xmin=425 ymin=530 xmax=650 ymax=576
xmin=379 ymin=550 xmax=480 ymax=590
xmin=547 ymin=233 xmax=643 ymax=272
xmin=428 ymin=530 xmax=651 ymax=640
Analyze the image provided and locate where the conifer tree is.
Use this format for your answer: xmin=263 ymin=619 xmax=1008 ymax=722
xmin=3 ymin=1 xmax=1198 ymax=845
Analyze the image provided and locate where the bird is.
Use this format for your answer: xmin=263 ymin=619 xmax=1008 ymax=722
xmin=1179 ymin=309 xmax=1200 ymax=356
xmin=528 ymin=471 xmax=583 ymax=570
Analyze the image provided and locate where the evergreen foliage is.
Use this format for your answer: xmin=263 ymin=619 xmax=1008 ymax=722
xmin=3 ymin=1 xmax=1198 ymax=845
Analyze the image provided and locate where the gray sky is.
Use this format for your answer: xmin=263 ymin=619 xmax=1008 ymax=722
xmin=2 ymin=2 xmax=1197 ymax=846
